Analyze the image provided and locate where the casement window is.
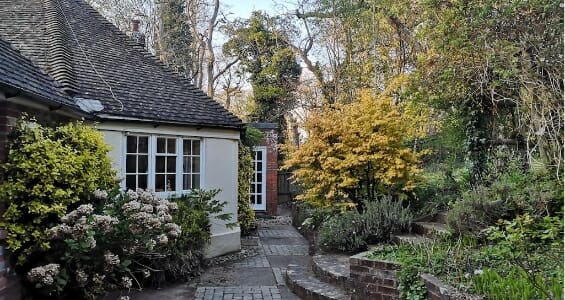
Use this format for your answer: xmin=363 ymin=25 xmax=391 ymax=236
xmin=124 ymin=134 xmax=202 ymax=194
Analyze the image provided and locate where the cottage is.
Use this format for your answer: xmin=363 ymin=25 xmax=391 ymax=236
xmin=0 ymin=0 xmax=244 ymax=296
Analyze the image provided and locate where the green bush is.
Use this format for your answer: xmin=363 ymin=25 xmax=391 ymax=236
xmin=362 ymin=196 xmax=412 ymax=243
xmin=238 ymin=143 xmax=256 ymax=235
xmin=318 ymin=210 xmax=366 ymax=253
xmin=25 ymin=189 xmax=182 ymax=299
xmin=159 ymin=189 xmax=234 ymax=283
xmin=0 ymin=119 xmax=116 ymax=265
xmin=446 ymin=165 xmax=561 ymax=235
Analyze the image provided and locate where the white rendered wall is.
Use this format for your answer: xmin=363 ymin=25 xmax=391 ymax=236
xmin=94 ymin=122 xmax=241 ymax=257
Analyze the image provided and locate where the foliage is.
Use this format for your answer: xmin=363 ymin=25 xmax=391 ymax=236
xmin=158 ymin=0 xmax=194 ymax=77
xmin=24 ymin=189 xmax=181 ymax=299
xmin=318 ymin=209 xmax=366 ymax=253
xmin=224 ymin=11 xmax=301 ymax=141
xmin=22 ymin=189 xmax=232 ymax=299
xmin=237 ymin=127 xmax=263 ymax=235
xmin=0 ymin=119 xmax=116 ymax=266
xmin=318 ymin=197 xmax=412 ymax=252
xmin=285 ymin=85 xmax=426 ymax=207
xmin=362 ymin=197 xmax=412 ymax=243
xmin=237 ymin=143 xmax=256 ymax=235
xmin=159 ymin=189 xmax=232 ymax=283
xmin=368 ymin=212 xmax=564 ymax=299
xmin=446 ymin=160 xmax=561 ymax=235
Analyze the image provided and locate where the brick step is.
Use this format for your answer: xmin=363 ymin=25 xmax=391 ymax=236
xmin=312 ymin=254 xmax=353 ymax=291
xmin=413 ymin=222 xmax=449 ymax=238
xmin=285 ymin=265 xmax=351 ymax=300
xmin=391 ymin=233 xmax=432 ymax=245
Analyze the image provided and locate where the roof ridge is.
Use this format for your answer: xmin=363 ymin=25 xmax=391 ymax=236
xmin=42 ymin=0 xmax=78 ymax=94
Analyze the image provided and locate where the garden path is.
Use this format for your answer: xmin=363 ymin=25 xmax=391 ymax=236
xmin=127 ymin=206 xmax=306 ymax=300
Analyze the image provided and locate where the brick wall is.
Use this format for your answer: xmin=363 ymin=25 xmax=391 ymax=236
xmin=350 ymin=253 xmax=400 ymax=300
xmin=349 ymin=251 xmax=474 ymax=300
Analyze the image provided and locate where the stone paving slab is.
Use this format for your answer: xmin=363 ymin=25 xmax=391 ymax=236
xmin=258 ymin=230 xmax=303 ymax=238
xmin=195 ymin=286 xmax=281 ymax=300
xmin=233 ymin=255 xmax=270 ymax=268
xmin=264 ymin=245 xmax=309 ymax=256
xmin=260 ymin=237 xmax=309 ymax=246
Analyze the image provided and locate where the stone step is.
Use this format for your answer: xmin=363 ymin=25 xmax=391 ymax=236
xmin=312 ymin=254 xmax=353 ymax=291
xmin=413 ymin=222 xmax=449 ymax=237
xmin=286 ymin=265 xmax=351 ymax=300
xmin=391 ymin=233 xmax=431 ymax=245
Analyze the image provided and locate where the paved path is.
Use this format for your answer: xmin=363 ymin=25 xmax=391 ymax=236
xmin=194 ymin=222 xmax=306 ymax=300
xmin=125 ymin=217 xmax=307 ymax=300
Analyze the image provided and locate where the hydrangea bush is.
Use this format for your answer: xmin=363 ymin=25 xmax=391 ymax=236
xmin=27 ymin=189 xmax=182 ymax=299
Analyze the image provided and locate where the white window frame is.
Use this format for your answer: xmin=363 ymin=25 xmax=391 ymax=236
xmin=122 ymin=134 xmax=203 ymax=197
xmin=250 ymin=146 xmax=267 ymax=211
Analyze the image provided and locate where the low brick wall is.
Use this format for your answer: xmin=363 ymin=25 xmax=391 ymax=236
xmin=350 ymin=252 xmax=400 ymax=300
xmin=349 ymin=252 xmax=477 ymax=300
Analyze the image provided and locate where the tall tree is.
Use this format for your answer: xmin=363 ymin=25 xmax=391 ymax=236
xmin=224 ymin=11 xmax=301 ymax=140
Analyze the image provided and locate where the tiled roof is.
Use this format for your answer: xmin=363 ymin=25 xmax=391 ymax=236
xmin=0 ymin=39 xmax=78 ymax=110
xmin=0 ymin=0 xmax=243 ymax=130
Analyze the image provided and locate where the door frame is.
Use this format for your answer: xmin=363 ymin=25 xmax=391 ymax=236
xmin=250 ymin=146 xmax=267 ymax=211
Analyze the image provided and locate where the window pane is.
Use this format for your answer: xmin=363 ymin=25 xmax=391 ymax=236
xmin=126 ymin=175 xmax=136 ymax=190
xmin=126 ymin=136 xmax=137 ymax=153
xmin=251 ymin=184 xmax=256 ymax=193
xmin=155 ymin=174 xmax=165 ymax=192
xmin=138 ymin=175 xmax=147 ymax=189
xmin=193 ymin=140 xmax=200 ymax=154
xmin=183 ymin=174 xmax=190 ymax=190
xmin=167 ymin=139 xmax=176 ymax=154
xmin=192 ymin=174 xmax=200 ymax=189
xmin=191 ymin=157 xmax=200 ymax=173
xmin=138 ymin=137 xmax=148 ymax=153
xmin=257 ymin=184 xmax=262 ymax=193
xmin=257 ymin=172 xmax=262 ymax=183
xmin=166 ymin=157 xmax=176 ymax=172
xmin=183 ymin=157 xmax=190 ymax=173
xmin=256 ymin=195 xmax=262 ymax=204
xmin=256 ymin=150 xmax=262 ymax=160
xmin=126 ymin=155 xmax=136 ymax=173
xmin=166 ymin=174 xmax=176 ymax=191
xmin=157 ymin=138 xmax=166 ymax=153
xmin=156 ymin=156 xmax=165 ymax=173
xmin=183 ymin=140 xmax=191 ymax=155
xmin=257 ymin=162 xmax=262 ymax=171
xmin=138 ymin=155 xmax=148 ymax=173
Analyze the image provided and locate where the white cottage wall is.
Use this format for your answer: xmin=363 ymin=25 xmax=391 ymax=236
xmin=94 ymin=122 xmax=241 ymax=258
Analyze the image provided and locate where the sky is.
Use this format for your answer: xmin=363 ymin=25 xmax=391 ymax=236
xmin=222 ymin=0 xmax=277 ymax=20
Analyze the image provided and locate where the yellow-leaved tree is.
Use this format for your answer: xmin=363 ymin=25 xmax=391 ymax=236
xmin=284 ymin=81 xmax=427 ymax=207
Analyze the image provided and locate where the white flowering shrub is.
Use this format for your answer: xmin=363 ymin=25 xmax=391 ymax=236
xmin=23 ymin=188 xmax=233 ymax=299
xmin=25 ymin=189 xmax=181 ymax=299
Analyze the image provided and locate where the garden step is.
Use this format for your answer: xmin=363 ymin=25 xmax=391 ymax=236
xmin=312 ymin=254 xmax=353 ymax=291
xmin=286 ymin=264 xmax=351 ymax=300
xmin=413 ymin=222 xmax=449 ymax=237
xmin=391 ymin=233 xmax=431 ymax=245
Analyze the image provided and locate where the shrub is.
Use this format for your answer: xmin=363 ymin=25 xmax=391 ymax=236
xmin=446 ymin=165 xmax=561 ymax=235
xmin=284 ymin=87 xmax=427 ymax=207
xmin=158 ymin=189 xmax=234 ymax=283
xmin=0 ymin=119 xmax=116 ymax=265
xmin=25 ymin=189 xmax=182 ymax=299
xmin=362 ymin=197 xmax=412 ymax=243
xmin=238 ymin=143 xmax=256 ymax=235
xmin=318 ymin=210 xmax=366 ymax=253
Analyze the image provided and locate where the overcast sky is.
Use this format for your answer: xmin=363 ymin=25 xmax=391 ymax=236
xmin=222 ymin=0 xmax=276 ymax=20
